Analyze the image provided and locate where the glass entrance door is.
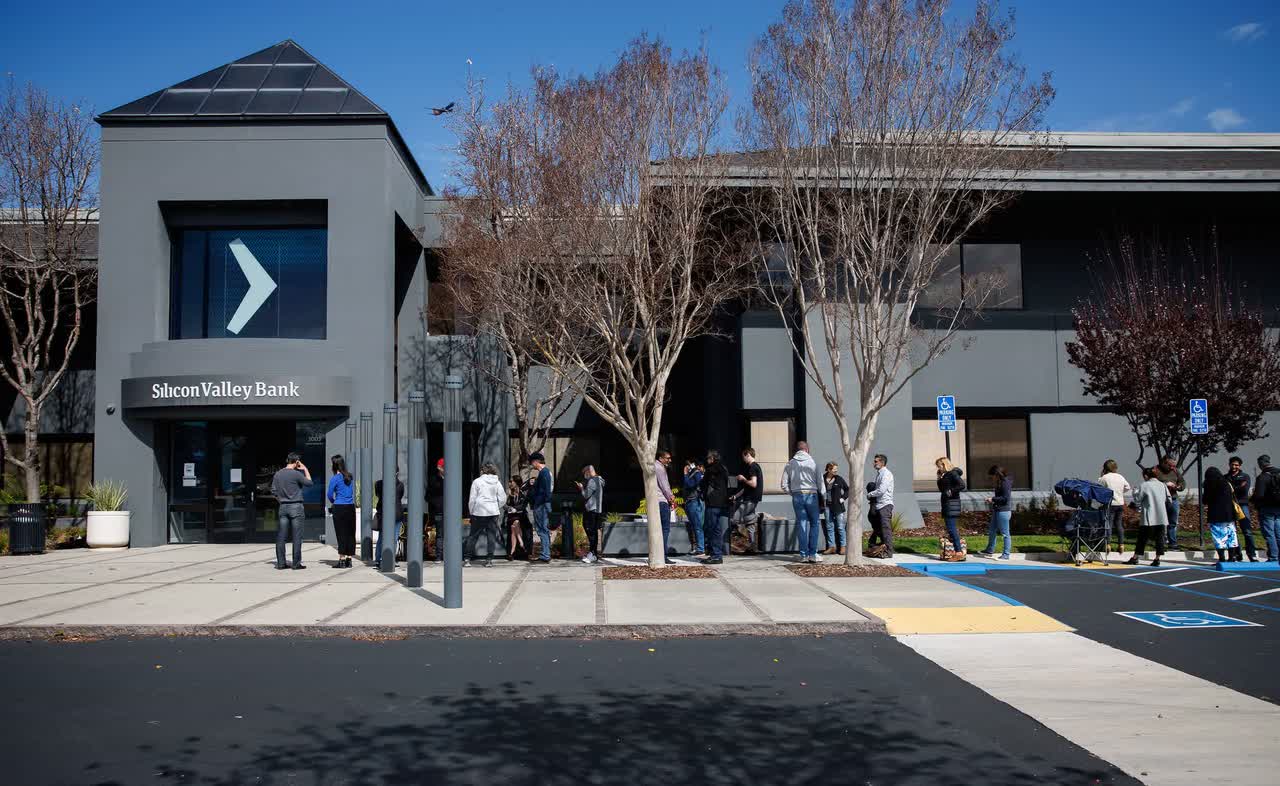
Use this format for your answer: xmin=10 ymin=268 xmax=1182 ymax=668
xmin=167 ymin=418 xmax=331 ymax=544
xmin=211 ymin=428 xmax=258 ymax=542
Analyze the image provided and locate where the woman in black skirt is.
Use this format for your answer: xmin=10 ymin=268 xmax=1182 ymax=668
xmin=327 ymin=454 xmax=357 ymax=568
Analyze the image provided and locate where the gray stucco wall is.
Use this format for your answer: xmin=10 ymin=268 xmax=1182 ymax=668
xmin=799 ymin=312 xmax=923 ymax=528
xmin=95 ymin=122 xmax=426 ymax=545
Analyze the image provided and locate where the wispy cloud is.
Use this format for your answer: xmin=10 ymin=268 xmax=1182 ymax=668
xmin=1223 ymin=22 xmax=1266 ymax=42
xmin=1090 ymin=98 xmax=1196 ymax=132
xmin=1207 ymin=108 xmax=1246 ymax=132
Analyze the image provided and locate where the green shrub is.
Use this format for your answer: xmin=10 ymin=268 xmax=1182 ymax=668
xmin=85 ymin=480 xmax=128 ymax=511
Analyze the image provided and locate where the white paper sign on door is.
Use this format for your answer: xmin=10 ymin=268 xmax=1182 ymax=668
xmin=183 ymin=462 xmax=195 ymax=479
xmin=230 ymin=468 xmax=242 ymax=483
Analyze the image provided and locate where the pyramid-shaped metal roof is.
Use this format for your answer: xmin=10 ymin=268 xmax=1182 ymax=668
xmin=99 ymin=40 xmax=387 ymax=120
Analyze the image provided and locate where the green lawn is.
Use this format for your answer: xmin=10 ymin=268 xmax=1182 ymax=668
xmin=890 ymin=534 xmax=1066 ymax=555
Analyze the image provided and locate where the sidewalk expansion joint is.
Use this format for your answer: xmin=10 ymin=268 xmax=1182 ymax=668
xmin=317 ymin=581 xmax=397 ymax=625
xmin=0 ymin=544 xmax=203 ymax=579
xmin=792 ymin=574 xmax=884 ymax=625
xmin=4 ymin=548 xmax=281 ymax=626
xmin=209 ymin=569 xmax=349 ymax=625
xmin=0 ymin=546 xmax=277 ymax=609
xmin=717 ymin=574 xmax=773 ymax=624
xmin=483 ymin=564 xmax=532 ymax=625
xmin=594 ymin=569 xmax=607 ymax=625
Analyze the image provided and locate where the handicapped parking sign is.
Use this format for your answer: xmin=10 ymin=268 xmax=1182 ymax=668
xmin=1189 ymin=398 xmax=1209 ymax=435
xmin=936 ymin=395 xmax=956 ymax=432
xmin=1116 ymin=610 xmax=1260 ymax=629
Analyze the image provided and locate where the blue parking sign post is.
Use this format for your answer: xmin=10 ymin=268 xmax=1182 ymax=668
xmin=1189 ymin=398 xmax=1209 ymax=549
xmin=937 ymin=395 xmax=956 ymax=458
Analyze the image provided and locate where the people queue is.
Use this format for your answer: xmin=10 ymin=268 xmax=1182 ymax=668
xmin=277 ymin=445 xmax=1280 ymax=569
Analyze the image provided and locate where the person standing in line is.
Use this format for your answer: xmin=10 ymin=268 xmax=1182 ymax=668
xmin=576 ymin=465 xmax=606 ymax=564
xmin=464 ymin=462 xmax=507 ymax=567
xmin=271 ymin=452 xmax=313 ymax=570
xmin=655 ymin=450 xmax=676 ymax=565
xmin=505 ymin=475 xmax=528 ymax=561
xmin=732 ymin=448 xmax=764 ymax=554
xmin=1154 ymin=455 xmax=1185 ymax=548
xmin=821 ymin=462 xmax=849 ymax=556
xmin=1129 ymin=466 xmax=1169 ymax=567
xmin=528 ymin=452 xmax=554 ymax=564
xmin=981 ymin=465 xmax=1013 ymax=560
xmin=1098 ymin=459 xmax=1132 ymax=554
xmin=327 ymin=454 xmax=356 ymax=569
xmin=427 ymin=458 xmax=446 ymax=561
xmin=866 ymin=454 xmax=896 ymax=558
xmin=1203 ymin=466 xmax=1242 ymax=563
xmin=936 ymin=457 xmax=966 ymax=556
xmin=1225 ymin=456 xmax=1258 ymax=562
xmin=373 ymin=470 xmax=405 ymax=566
xmin=682 ymin=459 xmax=706 ymax=557
xmin=698 ymin=450 xmax=730 ymax=564
xmin=782 ymin=441 xmax=822 ymax=562
xmin=1251 ymin=455 xmax=1280 ymax=563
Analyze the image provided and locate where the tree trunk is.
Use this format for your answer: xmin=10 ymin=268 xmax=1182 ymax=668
xmin=22 ymin=404 xmax=40 ymax=503
xmin=843 ymin=422 xmax=877 ymax=567
xmin=636 ymin=446 xmax=667 ymax=568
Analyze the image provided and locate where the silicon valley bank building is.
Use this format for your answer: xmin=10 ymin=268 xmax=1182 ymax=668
xmin=92 ymin=40 xmax=1280 ymax=548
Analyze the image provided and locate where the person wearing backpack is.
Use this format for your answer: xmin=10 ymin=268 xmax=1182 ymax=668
xmin=1250 ymin=455 xmax=1280 ymax=563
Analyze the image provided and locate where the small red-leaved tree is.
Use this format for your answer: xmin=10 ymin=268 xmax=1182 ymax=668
xmin=1066 ymin=233 xmax=1280 ymax=475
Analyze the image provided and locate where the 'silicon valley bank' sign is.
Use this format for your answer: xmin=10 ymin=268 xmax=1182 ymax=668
xmin=121 ymin=374 xmax=352 ymax=413
xmin=150 ymin=380 xmax=302 ymax=401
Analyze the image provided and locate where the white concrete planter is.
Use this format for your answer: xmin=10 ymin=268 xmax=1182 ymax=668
xmin=87 ymin=510 xmax=131 ymax=548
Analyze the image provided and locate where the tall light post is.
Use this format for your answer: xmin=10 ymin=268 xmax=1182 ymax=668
xmin=358 ymin=412 xmax=373 ymax=561
xmin=380 ymin=403 xmax=399 ymax=573
xmin=443 ymin=374 xmax=464 ymax=608
xmin=406 ymin=391 xmax=426 ymax=588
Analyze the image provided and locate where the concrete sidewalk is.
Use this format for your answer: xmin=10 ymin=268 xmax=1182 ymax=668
xmin=0 ymin=543 xmax=887 ymax=635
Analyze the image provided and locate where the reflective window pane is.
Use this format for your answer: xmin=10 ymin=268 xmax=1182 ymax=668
xmin=171 ymin=228 xmax=326 ymax=339
xmin=966 ymin=418 xmax=1030 ymax=490
xmin=918 ymin=245 xmax=962 ymax=309
xmin=963 ymin=244 xmax=1023 ymax=309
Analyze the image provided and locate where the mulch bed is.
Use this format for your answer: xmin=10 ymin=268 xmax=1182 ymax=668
xmin=785 ymin=563 xmax=919 ymax=578
xmin=602 ymin=565 xmax=717 ymax=580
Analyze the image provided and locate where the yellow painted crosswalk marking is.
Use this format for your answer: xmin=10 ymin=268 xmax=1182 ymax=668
xmin=868 ymin=606 xmax=1072 ymax=635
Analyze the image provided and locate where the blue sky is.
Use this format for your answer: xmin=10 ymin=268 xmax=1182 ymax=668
xmin=3 ymin=0 xmax=1276 ymax=188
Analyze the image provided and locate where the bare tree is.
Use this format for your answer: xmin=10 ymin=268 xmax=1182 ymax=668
xmin=448 ymin=39 xmax=752 ymax=567
xmin=0 ymin=80 xmax=98 ymax=503
xmin=741 ymin=0 xmax=1055 ymax=564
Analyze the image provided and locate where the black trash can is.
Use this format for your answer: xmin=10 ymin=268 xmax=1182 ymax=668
xmin=7 ymin=503 xmax=47 ymax=555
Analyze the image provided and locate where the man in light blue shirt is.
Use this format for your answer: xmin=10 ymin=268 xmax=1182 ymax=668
xmin=866 ymin=453 xmax=896 ymax=557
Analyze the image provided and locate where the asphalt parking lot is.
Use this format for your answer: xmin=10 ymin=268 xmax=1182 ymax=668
xmin=948 ymin=564 xmax=1280 ymax=703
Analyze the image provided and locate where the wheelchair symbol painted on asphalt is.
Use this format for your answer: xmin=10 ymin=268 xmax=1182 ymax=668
xmin=1116 ymin=610 xmax=1261 ymax=629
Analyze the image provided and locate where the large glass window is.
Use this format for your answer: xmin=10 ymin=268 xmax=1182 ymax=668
xmin=918 ymin=243 xmax=1022 ymax=310
xmin=911 ymin=416 xmax=1030 ymax=491
xmin=170 ymin=228 xmax=327 ymax=339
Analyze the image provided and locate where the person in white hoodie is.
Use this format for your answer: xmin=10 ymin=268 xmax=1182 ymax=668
xmin=1098 ymin=459 xmax=1132 ymax=554
xmin=782 ymin=441 xmax=822 ymax=562
xmin=465 ymin=462 xmax=508 ymax=567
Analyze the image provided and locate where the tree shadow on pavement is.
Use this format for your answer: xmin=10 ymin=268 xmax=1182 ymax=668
xmin=142 ymin=681 xmax=1124 ymax=786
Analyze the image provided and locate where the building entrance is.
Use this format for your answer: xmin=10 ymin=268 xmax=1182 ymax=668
xmin=167 ymin=419 xmax=329 ymax=543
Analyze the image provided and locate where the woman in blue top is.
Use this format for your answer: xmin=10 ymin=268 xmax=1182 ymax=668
xmin=327 ymin=454 xmax=356 ymax=568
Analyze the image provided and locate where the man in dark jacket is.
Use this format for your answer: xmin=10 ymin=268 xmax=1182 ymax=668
xmin=427 ymin=459 xmax=445 ymax=560
xmin=529 ymin=452 xmax=554 ymax=563
xmin=1226 ymin=456 xmax=1257 ymax=561
xmin=698 ymin=450 xmax=730 ymax=565
xmin=1251 ymin=455 xmax=1280 ymax=563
